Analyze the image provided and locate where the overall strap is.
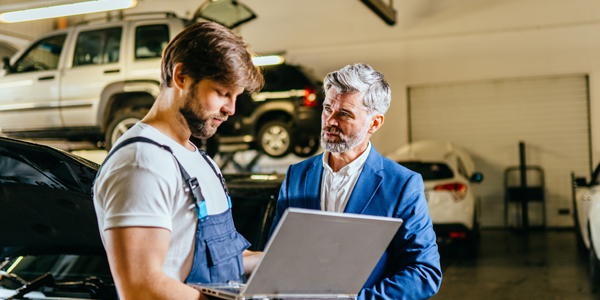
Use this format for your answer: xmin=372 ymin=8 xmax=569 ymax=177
xmin=103 ymin=137 xmax=172 ymax=168
xmin=93 ymin=137 xmax=195 ymax=202
xmin=198 ymin=149 xmax=229 ymax=197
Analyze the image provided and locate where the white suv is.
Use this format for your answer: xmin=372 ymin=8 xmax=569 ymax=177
xmin=0 ymin=13 xmax=185 ymax=149
xmin=0 ymin=13 xmax=324 ymax=158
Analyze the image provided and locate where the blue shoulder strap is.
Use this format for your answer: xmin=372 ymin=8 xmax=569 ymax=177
xmin=92 ymin=137 xmax=230 ymax=220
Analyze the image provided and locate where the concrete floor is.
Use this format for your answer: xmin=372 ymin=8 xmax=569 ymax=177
xmin=433 ymin=229 xmax=598 ymax=300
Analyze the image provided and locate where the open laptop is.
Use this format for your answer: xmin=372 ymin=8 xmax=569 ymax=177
xmin=188 ymin=208 xmax=403 ymax=300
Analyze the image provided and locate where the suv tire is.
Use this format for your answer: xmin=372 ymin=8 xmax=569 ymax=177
xmin=258 ymin=121 xmax=294 ymax=158
xmin=294 ymin=135 xmax=320 ymax=157
xmin=105 ymin=109 xmax=148 ymax=150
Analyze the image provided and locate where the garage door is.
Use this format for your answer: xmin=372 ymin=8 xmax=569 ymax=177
xmin=408 ymin=75 xmax=590 ymax=227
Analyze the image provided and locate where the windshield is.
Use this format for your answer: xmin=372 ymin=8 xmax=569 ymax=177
xmin=397 ymin=162 xmax=454 ymax=180
xmin=1 ymin=254 xmax=112 ymax=283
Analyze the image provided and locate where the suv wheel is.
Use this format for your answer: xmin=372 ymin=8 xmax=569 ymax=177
xmin=105 ymin=109 xmax=148 ymax=150
xmin=294 ymin=135 xmax=320 ymax=157
xmin=258 ymin=121 xmax=294 ymax=158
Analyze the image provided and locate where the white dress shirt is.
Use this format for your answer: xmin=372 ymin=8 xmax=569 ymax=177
xmin=320 ymin=142 xmax=372 ymax=212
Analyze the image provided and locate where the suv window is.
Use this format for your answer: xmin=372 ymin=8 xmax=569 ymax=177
xmin=73 ymin=27 xmax=122 ymax=66
xmin=13 ymin=34 xmax=66 ymax=73
xmin=398 ymin=162 xmax=454 ymax=180
xmin=262 ymin=64 xmax=313 ymax=91
xmin=135 ymin=24 xmax=169 ymax=59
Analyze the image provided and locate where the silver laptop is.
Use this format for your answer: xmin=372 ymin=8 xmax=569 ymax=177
xmin=188 ymin=208 xmax=403 ymax=300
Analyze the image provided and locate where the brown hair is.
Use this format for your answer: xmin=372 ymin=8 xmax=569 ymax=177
xmin=160 ymin=22 xmax=263 ymax=92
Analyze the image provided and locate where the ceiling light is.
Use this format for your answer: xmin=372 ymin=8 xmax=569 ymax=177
xmin=252 ymin=55 xmax=284 ymax=67
xmin=0 ymin=0 xmax=136 ymax=23
xmin=250 ymin=175 xmax=278 ymax=181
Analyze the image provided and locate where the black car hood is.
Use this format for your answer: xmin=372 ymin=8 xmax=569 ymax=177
xmin=0 ymin=137 xmax=103 ymax=259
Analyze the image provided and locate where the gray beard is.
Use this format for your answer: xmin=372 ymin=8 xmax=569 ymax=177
xmin=320 ymin=121 xmax=370 ymax=153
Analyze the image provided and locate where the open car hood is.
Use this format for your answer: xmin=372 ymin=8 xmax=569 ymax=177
xmin=0 ymin=137 xmax=103 ymax=259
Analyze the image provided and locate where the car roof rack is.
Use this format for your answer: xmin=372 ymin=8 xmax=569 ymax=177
xmin=76 ymin=11 xmax=180 ymax=26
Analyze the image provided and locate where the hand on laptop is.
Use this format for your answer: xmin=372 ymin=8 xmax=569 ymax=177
xmin=242 ymin=250 xmax=262 ymax=276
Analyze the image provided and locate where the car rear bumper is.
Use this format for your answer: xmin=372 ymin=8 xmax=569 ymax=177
xmin=427 ymin=190 xmax=474 ymax=230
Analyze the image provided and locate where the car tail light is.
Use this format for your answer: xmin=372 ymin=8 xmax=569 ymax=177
xmin=304 ymin=86 xmax=317 ymax=107
xmin=434 ymin=182 xmax=467 ymax=202
xmin=449 ymin=232 xmax=466 ymax=238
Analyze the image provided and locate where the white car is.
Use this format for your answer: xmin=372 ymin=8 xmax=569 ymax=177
xmin=570 ymin=165 xmax=600 ymax=283
xmin=579 ymin=165 xmax=600 ymax=283
xmin=572 ymin=166 xmax=600 ymax=253
xmin=386 ymin=141 xmax=484 ymax=245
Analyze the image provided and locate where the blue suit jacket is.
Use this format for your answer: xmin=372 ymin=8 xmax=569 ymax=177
xmin=269 ymin=147 xmax=442 ymax=300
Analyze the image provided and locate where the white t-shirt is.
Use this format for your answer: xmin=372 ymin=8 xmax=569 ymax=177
xmin=93 ymin=122 xmax=230 ymax=282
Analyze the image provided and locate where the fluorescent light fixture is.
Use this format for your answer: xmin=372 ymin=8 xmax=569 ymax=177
xmin=0 ymin=0 xmax=137 ymax=23
xmin=250 ymin=174 xmax=278 ymax=181
xmin=252 ymin=55 xmax=284 ymax=66
xmin=6 ymin=256 xmax=23 ymax=273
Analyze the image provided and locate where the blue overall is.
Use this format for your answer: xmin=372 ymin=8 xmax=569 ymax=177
xmin=95 ymin=137 xmax=251 ymax=284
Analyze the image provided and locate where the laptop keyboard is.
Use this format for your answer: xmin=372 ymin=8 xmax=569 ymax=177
xmin=215 ymin=286 xmax=242 ymax=294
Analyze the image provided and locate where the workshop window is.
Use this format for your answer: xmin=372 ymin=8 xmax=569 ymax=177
xmin=73 ymin=27 xmax=122 ymax=66
xmin=135 ymin=24 xmax=169 ymax=59
xmin=13 ymin=34 xmax=66 ymax=73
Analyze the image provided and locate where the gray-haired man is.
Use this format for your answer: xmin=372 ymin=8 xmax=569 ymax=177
xmin=269 ymin=64 xmax=442 ymax=300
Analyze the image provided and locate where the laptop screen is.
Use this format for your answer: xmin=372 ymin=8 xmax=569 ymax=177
xmin=243 ymin=208 xmax=403 ymax=296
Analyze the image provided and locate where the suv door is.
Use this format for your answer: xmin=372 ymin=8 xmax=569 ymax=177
xmin=0 ymin=33 xmax=68 ymax=131
xmin=125 ymin=18 xmax=183 ymax=82
xmin=60 ymin=24 xmax=125 ymax=127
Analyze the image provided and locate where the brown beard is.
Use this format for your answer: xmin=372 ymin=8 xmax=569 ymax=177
xmin=179 ymin=87 xmax=227 ymax=139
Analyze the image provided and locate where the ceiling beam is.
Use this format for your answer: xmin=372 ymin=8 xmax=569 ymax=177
xmin=359 ymin=0 xmax=396 ymax=26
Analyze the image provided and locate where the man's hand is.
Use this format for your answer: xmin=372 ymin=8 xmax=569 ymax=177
xmin=242 ymin=250 xmax=262 ymax=277
xmin=104 ymin=227 xmax=207 ymax=300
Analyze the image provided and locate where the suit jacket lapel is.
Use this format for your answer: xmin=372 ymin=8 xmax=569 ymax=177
xmin=304 ymin=154 xmax=323 ymax=210
xmin=344 ymin=147 xmax=384 ymax=214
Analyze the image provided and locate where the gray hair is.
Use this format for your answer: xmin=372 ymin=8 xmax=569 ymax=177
xmin=323 ymin=63 xmax=391 ymax=116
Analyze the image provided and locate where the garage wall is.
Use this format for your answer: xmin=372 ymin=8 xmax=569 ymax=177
xmin=237 ymin=0 xmax=600 ymax=227
xmin=409 ymin=75 xmax=590 ymax=227
xmin=0 ymin=19 xmax=55 ymax=49
xmin=5 ymin=0 xmax=600 ymax=226
xmin=79 ymin=0 xmax=600 ymax=226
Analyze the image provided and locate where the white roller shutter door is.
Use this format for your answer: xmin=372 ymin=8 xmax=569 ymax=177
xmin=409 ymin=75 xmax=590 ymax=227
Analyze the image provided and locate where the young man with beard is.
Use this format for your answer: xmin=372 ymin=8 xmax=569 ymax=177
xmin=269 ymin=64 xmax=442 ymax=300
xmin=93 ymin=22 xmax=263 ymax=300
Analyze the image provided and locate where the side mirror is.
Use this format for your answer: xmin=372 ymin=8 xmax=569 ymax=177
xmin=470 ymin=172 xmax=484 ymax=183
xmin=2 ymin=57 xmax=12 ymax=73
xmin=575 ymin=177 xmax=588 ymax=187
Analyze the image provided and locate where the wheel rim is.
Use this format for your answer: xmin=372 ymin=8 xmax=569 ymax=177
xmin=261 ymin=125 xmax=290 ymax=156
xmin=295 ymin=136 xmax=318 ymax=155
xmin=111 ymin=117 xmax=140 ymax=146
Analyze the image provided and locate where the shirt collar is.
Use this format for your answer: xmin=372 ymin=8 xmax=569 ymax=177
xmin=322 ymin=142 xmax=372 ymax=175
